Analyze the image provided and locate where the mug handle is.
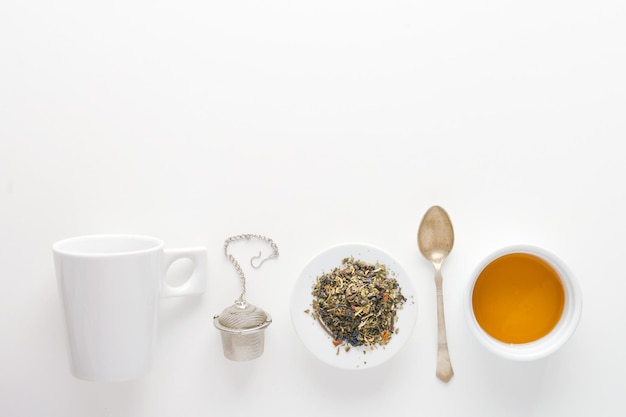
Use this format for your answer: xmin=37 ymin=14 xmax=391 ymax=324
xmin=161 ymin=247 xmax=207 ymax=298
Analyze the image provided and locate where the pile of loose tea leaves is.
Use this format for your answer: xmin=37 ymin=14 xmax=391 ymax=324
xmin=309 ymin=257 xmax=407 ymax=350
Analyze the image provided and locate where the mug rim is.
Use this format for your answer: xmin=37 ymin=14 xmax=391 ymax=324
xmin=466 ymin=244 xmax=583 ymax=361
xmin=52 ymin=234 xmax=164 ymax=257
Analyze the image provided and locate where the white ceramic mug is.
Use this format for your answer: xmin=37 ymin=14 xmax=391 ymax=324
xmin=466 ymin=245 xmax=582 ymax=361
xmin=53 ymin=234 xmax=206 ymax=381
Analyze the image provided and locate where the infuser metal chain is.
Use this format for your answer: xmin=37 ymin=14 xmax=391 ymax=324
xmin=224 ymin=234 xmax=279 ymax=305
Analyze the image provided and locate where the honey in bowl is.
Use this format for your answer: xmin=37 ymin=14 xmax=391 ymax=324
xmin=471 ymin=253 xmax=565 ymax=344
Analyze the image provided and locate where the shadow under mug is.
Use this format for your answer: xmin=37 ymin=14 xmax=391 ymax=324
xmin=53 ymin=234 xmax=206 ymax=381
xmin=465 ymin=245 xmax=582 ymax=361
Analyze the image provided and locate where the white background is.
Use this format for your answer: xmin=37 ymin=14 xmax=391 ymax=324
xmin=1 ymin=1 xmax=625 ymax=416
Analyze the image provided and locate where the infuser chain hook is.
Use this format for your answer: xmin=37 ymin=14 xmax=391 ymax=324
xmin=250 ymin=251 xmax=273 ymax=269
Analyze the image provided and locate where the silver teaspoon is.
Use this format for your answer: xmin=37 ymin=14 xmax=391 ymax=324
xmin=417 ymin=205 xmax=455 ymax=383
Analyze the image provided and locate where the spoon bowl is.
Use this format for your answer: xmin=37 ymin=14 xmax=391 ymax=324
xmin=417 ymin=205 xmax=455 ymax=383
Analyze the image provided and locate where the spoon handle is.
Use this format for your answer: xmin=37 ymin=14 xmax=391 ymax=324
xmin=435 ymin=266 xmax=454 ymax=383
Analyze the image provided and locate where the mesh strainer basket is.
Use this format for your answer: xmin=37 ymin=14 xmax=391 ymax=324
xmin=214 ymin=301 xmax=272 ymax=361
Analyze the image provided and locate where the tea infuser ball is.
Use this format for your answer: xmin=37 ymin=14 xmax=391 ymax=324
xmin=214 ymin=301 xmax=272 ymax=361
xmin=214 ymin=234 xmax=278 ymax=361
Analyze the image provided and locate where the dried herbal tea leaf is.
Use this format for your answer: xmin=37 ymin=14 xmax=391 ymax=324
xmin=310 ymin=257 xmax=406 ymax=350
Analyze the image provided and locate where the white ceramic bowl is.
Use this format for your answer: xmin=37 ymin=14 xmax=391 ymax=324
xmin=290 ymin=243 xmax=418 ymax=370
xmin=466 ymin=245 xmax=582 ymax=361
